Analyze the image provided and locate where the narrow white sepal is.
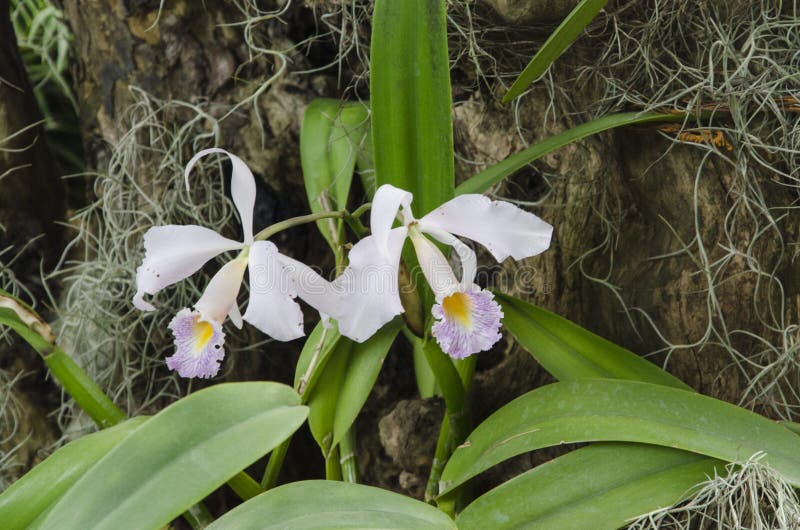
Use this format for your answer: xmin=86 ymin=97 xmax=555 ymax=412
xmin=184 ymin=148 xmax=257 ymax=245
xmin=420 ymin=194 xmax=553 ymax=261
xmin=273 ymin=252 xmax=343 ymax=319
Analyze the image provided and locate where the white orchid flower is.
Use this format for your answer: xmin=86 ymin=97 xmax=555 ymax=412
xmin=335 ymin=184 xmax=552 ymax=359
xmin=133 ymin=149 xmax=339 ymax=378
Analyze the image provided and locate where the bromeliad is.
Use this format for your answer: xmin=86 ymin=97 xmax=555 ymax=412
xmin=133 ymin=149 xmax=339 ymax=378
xmin=336 ymin=184 xmax=552 ymax=359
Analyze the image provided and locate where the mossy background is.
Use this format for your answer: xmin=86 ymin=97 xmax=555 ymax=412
xmin=1 ymin=1 xmax=799 ymax=526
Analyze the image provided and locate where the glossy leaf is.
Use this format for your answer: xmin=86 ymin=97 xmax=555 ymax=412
xmin=497 ymin=293 xmax=689 ymax=389
xmin=301 ymin=99 xmax=369 ymax=253
xmin=503 ymin=0 xmax=609 ymax=102
xmin=32 ymin=382 xmax=307 ymax=530
xmin=371 ymin=0 xmax=454 ymax=215
xmin=457 ymin=444 xmax=723 ymax=530
xmin=208 ymin=480 xmax=456 ymax=530
xmin=0 ymin=418 xmax=147 ymax=530
xmin=440 ymin=379 xmax=800 ymax=494
xmin=456 ymin=112 xmax=687 ymax=195
xmin=307 ymin=320 xmax=402 ymax=454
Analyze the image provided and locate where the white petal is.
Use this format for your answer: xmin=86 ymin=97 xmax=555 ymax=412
xmin=195 ymin=255 xmax=248 ymax=324
xmin=242 ymin=241 xmax=305 ymax=341
xmin=185 ymin=149 xmax=257 ymax=245
xmin=273 ymin=252 xmax=343 ymax=319
xmin=371 ymin=184 xmax=413 ymax=257
xmin=420 ymin=194 xmax=553 ymax=261
xmin=335 ymin=227 xmax=407 ymax=342
xmin=133 ymin=225 xmax=243 ymax=311
xmin=228 ymin=303 xmax=243 ymax=329
xmin=408 ymin=229 xmax=459 ymax=301
xmin=419 ymin=226 xmax=478 ymax=290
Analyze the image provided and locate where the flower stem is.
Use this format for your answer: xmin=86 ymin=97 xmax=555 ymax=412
xmin=253 ymin=203 xmax=371 ymax=242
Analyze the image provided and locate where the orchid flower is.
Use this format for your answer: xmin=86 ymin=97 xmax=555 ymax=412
xmin=335 ymin=184 xmax=552 ymax=359
xmin=133 ymin=149 xmax=339 ymax=378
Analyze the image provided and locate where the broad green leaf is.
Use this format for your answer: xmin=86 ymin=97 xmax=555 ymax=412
xmin=308 ymin=320 xmax=402 ymax=453
xmin=0 ymin=418 xmax=147 ymax=530
xmin=497 ymin=293 xmax=689 ymax=389
xmin=33 ymin=382 xmax=307 ymax=530
xmin=456 ymin=112 xmax=688 ymax=195
xmin=301 ymin=99 xmax=369 ymax=253
xmin=440 ymin=379 xmax=800 ymax=494
xmin=371 ymin=0 xmax=454 ymax=215
xmin=457 ymin=444 xmax=722 ymax=530
xmin=207 ymin=480 xmax=456 ymax=530
xmin=503 ymin=0 xmax=609 ymax=102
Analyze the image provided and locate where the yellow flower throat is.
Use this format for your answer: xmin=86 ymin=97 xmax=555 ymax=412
xmin=442 ymin=292 xmax=472 ymax=329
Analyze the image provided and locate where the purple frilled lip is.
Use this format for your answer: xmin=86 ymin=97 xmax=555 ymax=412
xmin=166 ymin=308 xmax=226 ymax=378
xmin=431 ymin=288 xmax=503 ymax=359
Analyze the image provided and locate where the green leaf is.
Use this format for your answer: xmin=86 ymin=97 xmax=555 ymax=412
xmin=455 ymin=112 xmax=688 ymax=195
xmin=0 ymin=289 xmax=54 ymax=354
xmin=207 ymin=480 xmax=456 ymax=530
xmin=371 ymin=0 xmax=454 ymax=215
xmin=32 ymin=382 xmax=307 ymax=530
xmin=457 ymin=444 xmax=723 ymax=530
xmin=440 ymin=379 xmax=800 ymax=494
xmin=307 ymin=320 xmax=402 ymax=453
xmin=497 ymin=293 xmax=689 ymax=389
xmin=502 ymin=0 xmax=609 ymax=103
xmin=301 ymin=99 xmax=369 ymax=253
xmin=0 ymin=418 xmax=147 ymax=530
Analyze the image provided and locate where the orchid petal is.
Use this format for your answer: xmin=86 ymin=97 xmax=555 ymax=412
xmin=133 ymin=225 xmax=243 ymax=311
xmin=195 ymin=255 xmax=248 ymax=324
xmin=274 ymin=252 xmax=344 ymax=319
xmin=408 ymin=229 xmax=460 ymax=301
xmin=242 ymin=241 xmax=305 ymax=341
xmin=335 ymin=226 xmax=407 ymax=342
xmin=185 ymin=149 xmax=257 ymax=245
xmin=228 ymin=303 xmax=243 ymax=329
xmin=166 ymin=308 xmax=226 ymax=379
xmin=371 ymin=184 xmax=413 ymax=257
xmin=420 ymin=194 xmax=553 ymax=261
xmin=419 ymin=225 xmax=478 ymax=290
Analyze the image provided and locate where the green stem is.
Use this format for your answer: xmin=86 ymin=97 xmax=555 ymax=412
xmin=43 ymin=348 xmax=126 ymax=428
xmin=261 ymin=437 xmax=291 ymax=490
xmin=339 ymin=427 xmax=359 ymax=483
xmin=423 ymin=347 xmax=477 ymax=515
xmin=254 ymin=210 xmax=348 ymax=241
xmin=183 ymin=503 xmax=214 ymax=529
xmin=227 ymin=470 xmax=264 ymax=500
xmin=325 ymin=445 xmax=342 ymax=481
